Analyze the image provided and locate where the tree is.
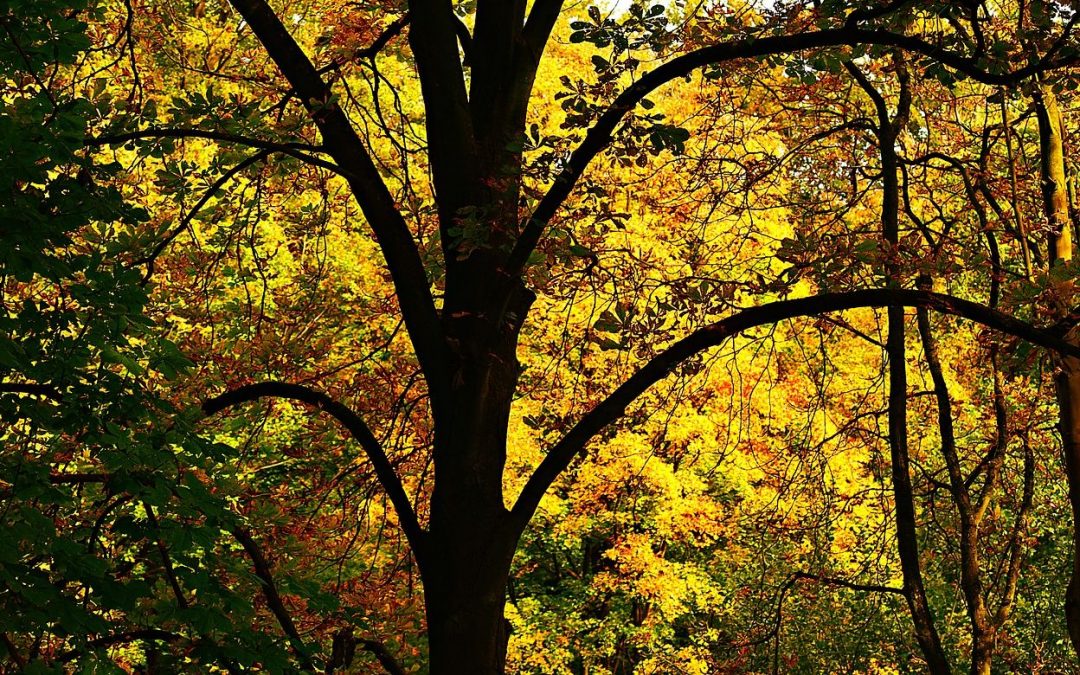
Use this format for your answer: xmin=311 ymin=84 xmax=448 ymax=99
xmin=7 ymin=1 xmax=1080 ymax=672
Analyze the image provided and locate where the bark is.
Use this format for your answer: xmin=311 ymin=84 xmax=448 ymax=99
xmin=1035 ymin=83 xmax=1080 ymax=657
xmin=887 ymin=302 xmax=948 ymax=675
xmin=847 ymin=58 xmax=950 ymax=673
xmin=427 ymin=266 xmax=534 ymax=674
xmin=916 ymin=304 xmax=993 ymax=675
xmin=422 ymin=517 xmax=517 ymax=675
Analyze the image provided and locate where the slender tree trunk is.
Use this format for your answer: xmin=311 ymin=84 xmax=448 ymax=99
xmin=1034 ymin=84 xmax=1080 ymax=657
xmin=847 ymin=56 xmax=951 ymax=673
xmin=888 ymin=303 xmax=949 ymax=674
xmin=916 ymin=302 xmax=993 ymax=675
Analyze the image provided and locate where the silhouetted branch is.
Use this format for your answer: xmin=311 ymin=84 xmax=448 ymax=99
xmin=203 ymin=382 xmax=426 ymax=557
xmin=505 ymin=24 xmax=1080 ymax=281
xmin=55 ymin=629 xmax=181 ymax=663
xmin=360 ymin=638 xmax=407 ymax=675
xmin=511 ymin=288 xmax=1080 ymax=526
xmin=231 ymin=527 xmax=315 ymax=671
xmin=87 ymin=128 xmax=320 ymax=153
xmin=228 ymin=0 xmax=447 ymax=403
xmin=0 ymin=382 xmax=62 ymax=402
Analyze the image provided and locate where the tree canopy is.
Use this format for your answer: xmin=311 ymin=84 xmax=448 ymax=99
xmin=5 ymin=0 xmax=1080 ymax=673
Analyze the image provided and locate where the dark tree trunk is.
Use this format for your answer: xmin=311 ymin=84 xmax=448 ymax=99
xmin=422 ymin=268 xmax=534 ymax=674
xmin=423 ymin=520 xmax=516 ymax=674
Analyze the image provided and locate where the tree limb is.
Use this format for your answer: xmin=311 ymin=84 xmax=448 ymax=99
xmin=405 ymin=0 xmax=477 ymax=241
xmin=324 ymin=13 xmax=410 ymax=71
xmin=54 ymin=629 xmax=181 ymax=664
xmin=137 ymin=148 xmax=272 ymax=283
xmin=144 ymin=503 xmax=190 ymax=610
xmin=230 ymin=527 xmax=314 ymax=671
xmin=790 ymin=571 xmax=905 ymax=595
xmin=0 ymin=382 xmax=62 ymax=402
xmin=504 ymin=25 xmax=1080 ymax=281
xmin=360 ymin=639 xmax=407 ymax=675
xmin=1 ymin=633 xmax=26 ymax=670
xmin=227 ymin=0 xmax=447 ymax=405
xmin=510 ymin=288 xmax=1080 ymax=526
xmin=87 ymin=128 xmax=321 ymax=153
xmin=202 ymin=382 xmax=426 ymax=558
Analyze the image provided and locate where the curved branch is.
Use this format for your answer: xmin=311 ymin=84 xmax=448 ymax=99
xmin=138 ymin=148 xmax=271 ymax=283
xmin=766 ymin=571 xmax=904 ymax=675
xmin=134 ymin=145 xmax=343 ymax=283
xmin=360 ymin=639 xmax=407 ymax=675
xmin=144 ymin=503 xmax=191 ymax=610
xmin=202 ymin=382 xmax=426 ymax=559
xmin=504 ymin=25 xmax=1079 ymax=279
xmin=266 ymin=13 xmax=411 ymax=113
xmin=739 ymin=568 xmax=904 ymax=670
xmin=87 ymin=128 xmax=321 ymax=153
xmin=510 ymin=288 xmax=1080 ymax=526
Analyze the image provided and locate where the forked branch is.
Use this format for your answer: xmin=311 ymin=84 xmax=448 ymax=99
xmin=505 ymin=24 xmax=1080 ymax=281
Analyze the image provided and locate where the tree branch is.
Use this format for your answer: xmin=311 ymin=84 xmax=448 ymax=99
xmin=202 ymin=382 xmax=426 ymax=559
xmin=130 ymin=145 xmax=344 ymax=282
xmin=0 ymin=382 xmax=62 ymax=402
xmin=271 ymin=14 xmax=412 ymax=114
xmin=87 ymin=127 xmax=321 ymax=153
xmin=327 ymin=13 xmax=410 ymax=70
xmin=405 ymin=0 xmax=477 ymax=239
xmin=504 ymin=25 xmax=1080 ymax=280
xmin=137 ymin=148 xmax=271 ymax=283
xmin=510 ymin=288 xmax=1080 ymax=526
xmin=360 ymin=639 xmax=407 ymax=675
xmin=227 ymin=0 xmax=447 ymax=404
xmin=790 ymin=570 xmax=905 ymax=595
xmin=54 ymin=629 xmax=181 ymax=664
xmin=750 ymin=569 xmax=904 ymax=674
xmin=230 ymin=527 xmax=314 ymax=671
xmin=522 ymin=0 xmax=564 ymax=59
xmin=144 ymin=503 xmax=190 ymax=610
xmin=1 ymin=633 xmax=26 ymax=670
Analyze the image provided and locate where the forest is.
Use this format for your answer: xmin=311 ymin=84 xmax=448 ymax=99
xmin=6 ymin=0 xmax=1080 ymax=672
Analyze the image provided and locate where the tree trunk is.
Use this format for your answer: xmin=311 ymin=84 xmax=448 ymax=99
xmin=423 ymin=271 xmax=534 ymax=674
xmin=916 ymin=300 xmax=995 ymax=675
xmin=847 ymin=56 xmax=951 ymax=673
xmin=423 ymin=521 xmax=516 ymax=675
xmin=1055 ymin=364 xmax=1080 ymax=654
xmin=1034 ymin=83 xmax=1080 ymax=657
